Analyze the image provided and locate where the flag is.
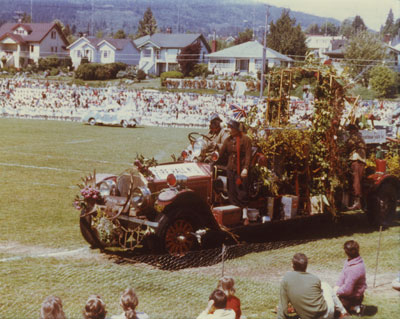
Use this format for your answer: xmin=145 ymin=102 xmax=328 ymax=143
xmin=230 ymin=104 xmax=247 ymax=120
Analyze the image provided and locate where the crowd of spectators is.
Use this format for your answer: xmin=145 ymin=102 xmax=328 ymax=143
xmin=1 ymin=77 xmax=398 ymax=131
xmin=39 ymin=241 xmax=367 ymax=319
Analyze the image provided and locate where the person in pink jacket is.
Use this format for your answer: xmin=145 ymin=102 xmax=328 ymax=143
xmin=335 ymin=240 xmax=367 ymax=314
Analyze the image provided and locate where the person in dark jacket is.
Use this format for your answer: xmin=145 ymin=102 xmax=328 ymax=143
xmin=219 ymin=119 xmax=252 ymax=225
xmin=334 ymin=240 xmax=367 ymax=315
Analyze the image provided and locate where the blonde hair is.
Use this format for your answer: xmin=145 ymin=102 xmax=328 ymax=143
xmin=83 ymin=295 xmax=107 ymax=319
xmin=40 ymin=296 xmax=65 ymax=319
xmin=217 ymin=276 xmax=236 ymax=297
xmin=120 ymin=288 xmax=139 ymax=319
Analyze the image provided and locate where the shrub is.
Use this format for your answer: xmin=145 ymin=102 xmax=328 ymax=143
xmin=80 ymin=57 xmax=89 ymax=65
xmin=369 ymin=65 xmax=397 ymax=98
xmin=160 ymin=71 xmax=183 ymax=86
xmin=49 ymin=68 xmax=60 ymax=76
xmin=75 ymin=62 xmax=127 ymax=81
xmin=38 ymin=55 xmax=60 ymax=70
xmin=60 ymin=56 xmax=73 ymax=69
xmin=75 ymin=63 xmax=98 ymax=80
xmin=137 ymin=69 xmax=146 ymax=81
xmin=189 ymin=63 xmax=210 ymax=78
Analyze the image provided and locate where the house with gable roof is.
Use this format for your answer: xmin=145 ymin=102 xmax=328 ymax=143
xmin=206 ymin=40 xmax=292 ymax=76
xmin=68 ymin=36 xmax=140 ymax=69
xmin=135 ymin=33 xmax=211 ymax=75
xmin=0 ymin=22 xmax=69 ymax=69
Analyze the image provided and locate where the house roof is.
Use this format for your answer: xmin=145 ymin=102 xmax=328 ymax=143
xmin=137 ymin=33 xmax=211 ymax=52
xmin=207 ymin=40 xmax=292 ymax=61
xmin=133 ymin=35 xmax=150 ymax=47
xmin=68 ymin=36 xmax=135 ymax=50
xmin=324 ymin=47 xmax=345 ymax=58
xmin=0 ymin=32 xmax=25 ymax=44
xmin=0 ymin=22 xmax=68 ymax=44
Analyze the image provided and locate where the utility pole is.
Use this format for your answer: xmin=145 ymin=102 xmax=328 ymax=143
xmin=259 ymin=6 xmax=269 ymax=99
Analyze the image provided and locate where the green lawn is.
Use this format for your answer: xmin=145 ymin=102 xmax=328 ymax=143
xmin=0 ymin=118 xmax=398 ymax=319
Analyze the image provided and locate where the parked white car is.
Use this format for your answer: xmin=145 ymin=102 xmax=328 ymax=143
xmin=82 ymin=107 xmax=141 ymax=128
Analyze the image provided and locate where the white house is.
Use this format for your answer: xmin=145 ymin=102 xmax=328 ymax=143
xmin=306 ymin=35 xmax=346 ymax=60
xmin=68 ymin=36 xmax=139 ymax=69
xmin=135 ymin=33 xmax=211 ymax=75
xmin=0 ymin=22 xmax=69 ymax=68
xmin=206 ymin=40 xmax=292 ymax=76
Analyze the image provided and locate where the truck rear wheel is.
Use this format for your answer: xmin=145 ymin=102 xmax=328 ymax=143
xmin=80 ymin=210 xmax=105 ymax=249
xmin=367 ymin=183 xmax=397 ymax=227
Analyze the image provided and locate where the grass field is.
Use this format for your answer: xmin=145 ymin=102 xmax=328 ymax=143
xmin=0 ymin=118 xmax=398 ymax=319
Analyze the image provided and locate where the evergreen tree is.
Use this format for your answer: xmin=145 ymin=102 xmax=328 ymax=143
xmin=352 ymin=15 xmax=367 ymax=34
xmin=137 ymin=7 xmax=158 ymax=37
xmin=177 ymin=41 xmax=201 ymax=76
xmin=381 ymin=9 xmax=395 ymax=36
xmin=235 ymin=28 xmax=253 ymax=45
xmin=267 ymin=9 xmax=307 ymax=59
xmin=21 ymin=12 xmax=31 ymax=23
xmin=340 ymin=18 xmax=354 ymax=38
xmin=305 ymin=24 xmax=320 ymax=35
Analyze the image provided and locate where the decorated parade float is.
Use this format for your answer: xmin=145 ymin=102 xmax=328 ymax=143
xmin=75 ymin=65 xmax=400 ymax=256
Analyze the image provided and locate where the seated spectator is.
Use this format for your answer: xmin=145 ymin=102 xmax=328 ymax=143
xmin=196 ymin=289 xmax=235 ymax=319
xmin=334 ymin=240 xmax=367 ymax=315
xmin=111 ymin=288 xmax=149 ymax=319
xmin=40 ymin=295 xmax=65 ymax=319
xmin=278 ymin=253 xmax=348 ymax=319
xmin=217 ymin=276 xmax=241 ymax=319
xmin=83 ymin=295 xmax=107 ymax=319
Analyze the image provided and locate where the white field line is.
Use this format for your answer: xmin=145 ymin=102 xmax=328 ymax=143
xmin=65 ymin=139 xmax=94 ymax=144
xmin=0 ymin=150 xmax=130 ymax=165
xmin=0 ymin=162 xmax=82 ymax=173
xmin=0 ymin=247 xmax=87 ymax=262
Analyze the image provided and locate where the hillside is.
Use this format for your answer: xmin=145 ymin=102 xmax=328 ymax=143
xmin=0 ymin=0 xmax=340 ymax=38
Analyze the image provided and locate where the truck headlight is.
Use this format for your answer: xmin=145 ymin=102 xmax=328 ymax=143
xmin=99 ymin=179 xmax=116 ymax=197
xmin=131 ymin=186 xmax=151 ymax=208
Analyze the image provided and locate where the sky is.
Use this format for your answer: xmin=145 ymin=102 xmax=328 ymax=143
xmin=261 ymin=0 xmax=400 ymax=31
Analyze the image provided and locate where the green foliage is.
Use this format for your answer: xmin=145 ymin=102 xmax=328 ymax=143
xmin=348 ymin=84 xmax=377 ymax=100
xmin=116 ymin=65 xmax=137 ymax=80
xmin=344 ymin=31 xmax=387 ymax=86
xmin=136 ymin=7 xmax=158 ymax=37
xmin=306 ymin=22 xmax=339 ymax=36
xmin=38 ymin=55 xmax=61 ymax=71
xmin=177 ymin=41 xmax=201 ymax=76
xmin=188 ymin=63 xmax=210 ymax=78
xmin=113 ymin=29 xmax=127 ymax=39
xmin=267 ymin=9 xmax=307 ymax=59
xmin=136 ymin=69 xmax=146 ymax=81
xmin=160 ymin=71 xmax=183 ymax=86
xmin=235 ymin=28 xmax=253 ymax=45
xmin=80 ymin=56 xmax=89 ymax=65
xmin=352 ymin=15 xmax=367 ymax=33
xmin=75 ymin=62 xmax=127 ymax=80
xmin=369 ymin=65 xmax=397 ymax=98
xmin=49 ymin=68 xmax=60 ymax=76
xmin=60 ymin=56 xmax=73 ymax=69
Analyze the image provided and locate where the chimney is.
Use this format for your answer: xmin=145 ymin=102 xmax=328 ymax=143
xmin=211 ymin=31 xmax=217 ymax=53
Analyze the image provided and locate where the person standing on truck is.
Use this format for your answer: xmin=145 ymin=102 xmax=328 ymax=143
xmin=219 ymin=119 xmax=252 ymax=225
xmin=345 ymin=124 xmax=366 ymax=210
xmin=207 ymin=113 xmax=230 ymax=152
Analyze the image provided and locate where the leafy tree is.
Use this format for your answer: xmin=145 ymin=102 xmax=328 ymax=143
xmin=344 ymin=31 xmax=387 ymax=86
xmin=177 ymin=41 xmax=201 ymax=76
xmin=267 ymin=9 xmax=307 ymax=59
xmin=113 ymin=29 xmax=127 ymax=39
xmin=369 ymin=65 xmax=397 ymax=98
xmin=352 ymin=15 xmax=367 ymax=34
xmin=136 ymin=7 xmax=158 ymax=37
xmin=381 ymin=9 xmax=394 ymax=36
xmin=21 ymin=12 xmax=31 ymax=23
xmin=324 ymin=22 xmax=339 ymax=36
xmin=235 ymin=28 xmax=253 ymax=45
xmin=340 ymin=18 xmax=354 ymax=38
xmin=96 ymin=31 xmax=104 ymax=38
xmin=306 ymin=24 xmax=320 ymax=35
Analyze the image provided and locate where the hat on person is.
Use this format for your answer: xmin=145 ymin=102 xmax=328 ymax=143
xmin=303 ymin=85 xmax=310 ymax=91
xmin=227 ymin=119 xmax=240 ymax=130
xmin=210 ymin=113 xmax=222 ymax=122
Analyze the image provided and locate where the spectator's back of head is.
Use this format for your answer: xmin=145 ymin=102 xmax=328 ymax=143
xmin=292 ymin=253 xmax=308 ymax=272
xmin=120 ymin=288 xmax=139 ymax=319
xmin=344 ymin=240 xmax=360 ymax=259
xmin=40 ymin=296 xmax=65 ymax=319
xmin=83 ymin=295 xmax=107 ymax=319
xmin=209 ymin=289 xmax=227 ymax=309
xmin=217 ymin=276 xmax=236 ymax=297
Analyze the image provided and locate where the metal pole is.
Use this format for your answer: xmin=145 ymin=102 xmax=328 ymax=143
xmin=373 ymin=226 xmax=383 ymax=288
xmin=259 ymin=6 xmax=269 ymax=99
xmin=221 ymin=244 xmax=226 ymax=277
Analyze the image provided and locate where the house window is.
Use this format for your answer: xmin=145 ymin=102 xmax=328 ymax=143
xmin=143 ymin=49 xmax=151 ymax=58
xmin=30 ymin=45 xmax=34 ymax=52
xmin=51 ymin=31 xmax=56 ymax=39
xmin=55 ymin=47 xmax=57 ymax=53
xmin=51 ymin=47 xmax=54 ymax=52
xmin=103 ymin=50 xmax=109 ymax=58
xmin=77 ymin=51 xmax=81 ymax=58
xmin=156 ymin=50 xmax=160 ymax=59
xmin=85 ymin=50 xmax=90 ymax=57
